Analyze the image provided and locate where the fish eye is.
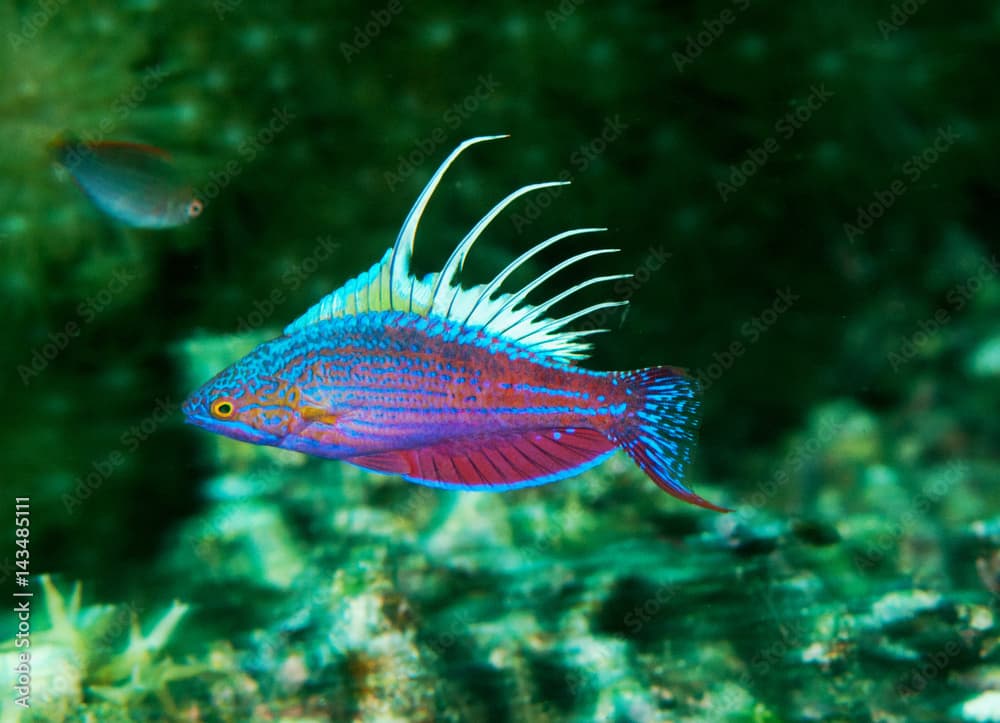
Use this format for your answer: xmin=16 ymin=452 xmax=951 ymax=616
xmin=210 ymin=399 xmax=235 ymax=418
xmin=187 ymin=199 xmax=204 ymax=218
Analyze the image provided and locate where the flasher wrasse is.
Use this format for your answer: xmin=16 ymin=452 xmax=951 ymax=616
xmin=51 ymin=139 xmax=203 ymax=229
xmin=183 ymin=135 xmax=724 ymax=511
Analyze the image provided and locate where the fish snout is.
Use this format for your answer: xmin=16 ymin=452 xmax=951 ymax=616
xmin=181 ymin=393 xmax=202 ymax=422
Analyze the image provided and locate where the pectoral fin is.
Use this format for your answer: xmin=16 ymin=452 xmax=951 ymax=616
xmin=299 ymin=406 xmax=338 ymax=425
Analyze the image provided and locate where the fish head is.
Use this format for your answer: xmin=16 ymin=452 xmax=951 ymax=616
xmin=182 ymin=341 xmax=300 ymax=447
xmin=181 ymin=196 xmax=203 ymax=222
xmin=158 ymin=193 xmax=203 ymax=228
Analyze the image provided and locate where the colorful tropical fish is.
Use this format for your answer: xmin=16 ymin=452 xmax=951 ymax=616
xmin=51 ymin=138 xmax=203 ymax=229
xmin=183 ymin=135 xmax=724 ymax=511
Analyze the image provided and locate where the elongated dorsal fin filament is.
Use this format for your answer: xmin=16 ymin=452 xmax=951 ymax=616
xmin=285 ymin=136 xmax=629 ymax=362
xmin=390 ymin=134 xmax=511 ymax=302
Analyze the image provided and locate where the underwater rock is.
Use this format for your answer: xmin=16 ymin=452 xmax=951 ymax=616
xmin=960 ymin=691 xmax=1000 ymax=722
xmin=869 ymin=589 xmax=945 ymax=628
xmin=421 ymin=492 xmax=515 ymax=559
xmin=968 ymin=335 xmax=1000 ymax=378
xmin=170 ymin=499 xmax=306 ymax=591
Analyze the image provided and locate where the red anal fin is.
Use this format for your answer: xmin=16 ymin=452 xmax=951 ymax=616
xmin=345 ymin=427 xmax=615 ymax=490
xmin=345 ymin=450 xmax=413 ymax=475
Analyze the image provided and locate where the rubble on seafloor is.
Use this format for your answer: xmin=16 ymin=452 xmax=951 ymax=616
xmin=6 ymin=332 xmax=954 ymax=720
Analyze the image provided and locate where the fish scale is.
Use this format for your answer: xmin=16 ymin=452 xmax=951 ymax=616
xmin=238 ymin=317 xmax=613 ymax=450
xmin=184 ymin=136 xmax=725 ymax=512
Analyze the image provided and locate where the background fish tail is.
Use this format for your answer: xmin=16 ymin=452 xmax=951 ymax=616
xmin=610 ymin=366 xmax=728 ymax=512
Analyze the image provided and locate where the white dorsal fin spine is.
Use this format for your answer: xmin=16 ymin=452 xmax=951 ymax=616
xmin=480 ymin=247 xmax=622 ymax=332
xmin=461 ymin=227 xmax=606 ymax=326
xmin=430 ymin=181 xmax=570 ymax=310
xmin=517 ymin=273 xmax=633 ymax=324
xmin=285 ymin=135 xmax=632 ymax=362
xmin=388 ymin=135 xmax=511 ymax=299
xmin=513 ymin=300 xmax=629 ymax=346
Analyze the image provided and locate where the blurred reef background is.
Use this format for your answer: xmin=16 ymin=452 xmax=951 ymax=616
xmin=2 ymin=0 xmax=999 ymax=720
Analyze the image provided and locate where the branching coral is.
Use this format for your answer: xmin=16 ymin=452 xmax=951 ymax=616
xmin=0 ymin=575 xmax=212 ymax=722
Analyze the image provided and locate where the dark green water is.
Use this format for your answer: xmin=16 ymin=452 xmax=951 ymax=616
xmin=2 ymin=1 xmax=998 ymax=720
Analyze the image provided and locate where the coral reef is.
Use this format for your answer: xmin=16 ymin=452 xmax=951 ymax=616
xmin=140 ymin=342 xmax=1000 ymax=718
xmin=0 ymin=576 xmax=233 ymax=722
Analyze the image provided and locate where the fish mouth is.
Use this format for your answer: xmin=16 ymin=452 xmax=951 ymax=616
xmin=182 ymin=393 xmax=283 ymax=445
xmin=181 ymin=397 xmax=197 ymax=420
xmin=183 ymin=410 xmax=281 ymax=446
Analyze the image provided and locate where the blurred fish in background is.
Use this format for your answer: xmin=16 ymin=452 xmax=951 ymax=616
xmin=50 ymin=138 xmax=203 ymax=229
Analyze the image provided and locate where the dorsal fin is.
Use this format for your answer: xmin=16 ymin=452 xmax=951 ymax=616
xmin=285 ymin=135 xmax=630 ymax=362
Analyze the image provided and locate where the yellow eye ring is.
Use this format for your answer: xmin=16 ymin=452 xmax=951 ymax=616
xmin=210 ymin=399 xmax=235 ymax=418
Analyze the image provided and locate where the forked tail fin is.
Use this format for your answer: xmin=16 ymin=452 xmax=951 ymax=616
xmin=611 ymin=366 xmax=728 ymax=512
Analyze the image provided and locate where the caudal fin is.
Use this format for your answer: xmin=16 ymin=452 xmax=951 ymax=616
xmin=611 ymin=366 xmax=728 ymax=512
